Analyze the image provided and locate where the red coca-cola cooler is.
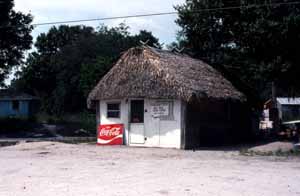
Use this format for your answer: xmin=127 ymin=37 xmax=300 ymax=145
xmin=97 ymin=124 xmax=124 ymax=145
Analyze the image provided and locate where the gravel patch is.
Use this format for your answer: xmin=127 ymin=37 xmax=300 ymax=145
xmin=249 ymin=142 xmax=295 ymax=153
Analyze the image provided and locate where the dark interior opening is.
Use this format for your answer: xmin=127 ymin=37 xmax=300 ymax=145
xmin=130 ymin=100 xmax=144 ymax=123
xmin=184 ymin=99 xmax=252 ymax=149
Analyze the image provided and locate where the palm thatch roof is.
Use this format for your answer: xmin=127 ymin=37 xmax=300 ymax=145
xmin=87 ymin=46 xmax=245 ymax=108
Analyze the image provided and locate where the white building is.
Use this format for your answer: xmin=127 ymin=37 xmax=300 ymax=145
xmin=277 ymin=97 xmax=300 ymax=122
xmin=88 ymin=46 xmax=247 ymax=149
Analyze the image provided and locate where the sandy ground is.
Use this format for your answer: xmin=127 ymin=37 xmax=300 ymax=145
xmin=0 ymin=142 xmax=300 ymax=196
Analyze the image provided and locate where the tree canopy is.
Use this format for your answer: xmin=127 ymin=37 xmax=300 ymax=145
xmin=0 ymin=0 xmax=33 ymax=87
xmin=175 ymin=0 xmax=300 ymax=102
xmin=10 ymin=0 xmax=300 ymax=114
xmin=13 ymin=24 xmax=160 ymax=114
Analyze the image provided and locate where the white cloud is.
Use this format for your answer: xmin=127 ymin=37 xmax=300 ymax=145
xmin=14 ymin=0 xmax=185 ymax=44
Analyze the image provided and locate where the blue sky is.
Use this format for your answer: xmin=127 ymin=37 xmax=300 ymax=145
xmin=14 ymin=0 xmax=186 ymax=44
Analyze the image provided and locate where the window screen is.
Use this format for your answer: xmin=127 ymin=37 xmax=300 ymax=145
xmin=130 ymin=100 xmax=144 ymax=123
xmin=107 ymin=103 xmax=120 ymax=118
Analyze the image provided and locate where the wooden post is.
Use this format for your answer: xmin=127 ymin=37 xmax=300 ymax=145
xmin=272 ymin=82 xmax=277 ymax=108
xmin=271 ymin=82 xmax=280 ymax=133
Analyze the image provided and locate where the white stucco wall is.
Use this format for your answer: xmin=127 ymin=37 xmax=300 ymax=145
xmin=143 ymin=99 xmax=182 ymax=148
xmin=99 ymin=99 xmax=129 ymax=145
xmin=98 ymin=99 xmax=182 ymax=149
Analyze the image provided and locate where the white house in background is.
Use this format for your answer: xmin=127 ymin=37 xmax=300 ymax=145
xmin=88 ymin=46 xmax=249 ymax=149
xmin=276 ymin=97 xmax=300 ymax=122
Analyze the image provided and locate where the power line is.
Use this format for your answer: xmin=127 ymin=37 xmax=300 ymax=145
xmin=1 ymin=1 xmax=300 ymax=29
xmin=31 ymin=1 xmax=300 ymax=27
xmin=32 ymin=12 xmax=179 ymax=27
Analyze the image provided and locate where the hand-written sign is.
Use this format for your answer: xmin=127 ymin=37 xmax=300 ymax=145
xmin=151 ymin=103 xmax=169 ymax=117
xmin=97 ymin=124 xmax=123 ymax=145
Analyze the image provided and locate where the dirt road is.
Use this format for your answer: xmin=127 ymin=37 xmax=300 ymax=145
xmin=0 ymin=142 xmax=299 ymax=196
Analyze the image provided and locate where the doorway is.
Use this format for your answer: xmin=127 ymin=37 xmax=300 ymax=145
xmin=129 ymin=100 xmax=145 ymax=144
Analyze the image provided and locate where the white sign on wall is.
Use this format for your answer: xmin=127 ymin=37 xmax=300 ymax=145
xmin=151 ymin=103 xmax=169 ymax=117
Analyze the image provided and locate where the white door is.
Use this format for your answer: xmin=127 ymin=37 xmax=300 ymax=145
xmin=129 ymin=100 xmax=145 ymax=144
xmin=143 ymin=100 xmax=160 ymax=146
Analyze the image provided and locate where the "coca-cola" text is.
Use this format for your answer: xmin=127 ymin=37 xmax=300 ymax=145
xmin=99 ymin=127 xmax=121 ymax=137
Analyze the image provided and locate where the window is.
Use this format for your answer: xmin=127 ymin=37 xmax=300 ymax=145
xmin=130 ymin=100 xmax=144 ymax=123
xmin=107 ymin=103 xmax=120 ymax=118
xmin=12 ymin=100 xmax=20 ymax=111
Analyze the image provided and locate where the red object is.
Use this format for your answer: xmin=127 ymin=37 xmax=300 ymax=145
xmin=97 ymin=124 xmax=123 ymax=145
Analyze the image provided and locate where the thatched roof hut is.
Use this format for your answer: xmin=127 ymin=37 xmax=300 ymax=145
xmin=88 ymin=46 xmax=244 ymax=108
xmin=89 ymin=47 xmax=252 ymax=149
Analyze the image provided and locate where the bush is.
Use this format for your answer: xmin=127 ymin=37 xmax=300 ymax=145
xmin=35 ymin=111 xmax=96 ymax=136
xmin=79 ymin=112 xmax=96 ymax=133
xmin=0 ymin=117 xmax=35 ymax=134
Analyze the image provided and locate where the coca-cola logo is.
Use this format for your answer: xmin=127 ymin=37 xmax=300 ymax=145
xmin=97 ymin=124 xmax=123 ymax=145
xmin=99 ymin=127 xmax=121 ymax=137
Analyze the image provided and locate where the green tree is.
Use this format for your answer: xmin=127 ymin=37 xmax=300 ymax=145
xmin=13 ymin=24 xmax=160 ymax=115
xmin=175 ymin=0 xmax=300 ymax=100
xmin=0 ymin=0 xmax=33 ymax=86
xmin=133 ymin=30 xmax=160 ymax=47
xmin=79 ymin=56 xmax=112 ymax=98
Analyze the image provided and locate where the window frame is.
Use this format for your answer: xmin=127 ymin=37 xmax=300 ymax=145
xmin=106 ymin=102 xmax=121 ymax=119
xmin=130 ymin=100 xmax=144 ymax=123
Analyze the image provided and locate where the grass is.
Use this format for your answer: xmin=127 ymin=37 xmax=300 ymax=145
xmin=36 ymin=111 xmax=96 ymax=132
xmin=0 ymin=112 xmax=97 ymax=138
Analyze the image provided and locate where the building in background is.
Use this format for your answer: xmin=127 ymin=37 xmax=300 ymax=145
xmin=0 ymin=90 xmax=39 ymax=118
xmin=276 ymin=98 xmax=300 ymax=122
xmin=264 ymin=97 xmax=300 ymax=123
